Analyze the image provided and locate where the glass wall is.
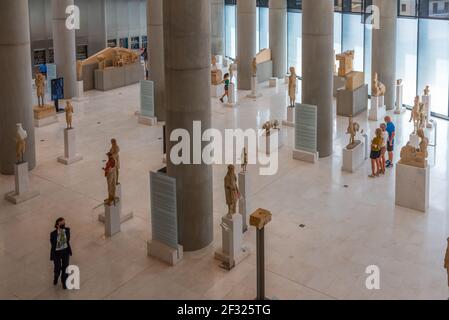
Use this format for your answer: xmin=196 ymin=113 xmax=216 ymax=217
xmin=287 ymin=11 xmax=302 ymax=75
xmin=258 ymin=7 xmax=270 ymax=51
xmin=225 ymin=4 xmax=236 ymax=58
xmin=341 ymin=14 xmax=364 ymax=72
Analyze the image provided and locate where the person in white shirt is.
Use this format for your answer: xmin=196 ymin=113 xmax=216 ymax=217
xmin=379 ymin=123 xmax=388 ymax=175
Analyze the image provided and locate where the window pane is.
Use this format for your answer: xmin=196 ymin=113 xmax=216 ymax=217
xmin=259 ymin=7 xmax=269 ymax=51
xmin=419 ymin=0 xmax=449 ymax=19
xmin=342 ymin=14 xmax=364 ymax=71
xmin=225 ymin=5 xmax=236 ymax=58
xmin=396 ymin=17 xmax=418 ymax=107
xmin=287 ymin=12 xmax=302 ymax=75
xmin=334 ymin=12 xmax=342 ymax=55
xmin=417 ymin=18 xmax=449 ymax=116
xmin=399 ymin=0 xmax=417 ymax=17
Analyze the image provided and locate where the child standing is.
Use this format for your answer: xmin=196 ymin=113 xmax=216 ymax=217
xmin=219 ymin=73 xmax=230 ymax=103
xmin=379 ymin=123 xmax=388 ymax=174
xmin=369 ymin=128 xmax=383 ymax=178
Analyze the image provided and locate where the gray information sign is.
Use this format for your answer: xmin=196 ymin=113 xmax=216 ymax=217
xmin=295 ymin=103 xmax=317 ymax=153
xmin=150 ymin=171 xmax=178 ymax=250
xmin=140 ymin=80 xmax=155 ymax=117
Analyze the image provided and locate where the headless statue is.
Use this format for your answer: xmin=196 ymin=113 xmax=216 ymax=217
xmin=110 ymin=139 xmax=120 ymax=185
xmin=288 ymin=67 xmax=297 ymax=108
xmin=35 ymin=73 xmax=46 ymax=107
xmin=103 ymin=152 xmax=117 ymax=206
xmin=15 ymin=123 xmax=27 ymax=164
xmin=224 ymin=165 xmax=239 ymax=215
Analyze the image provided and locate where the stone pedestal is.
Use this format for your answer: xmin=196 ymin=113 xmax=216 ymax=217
xmin=238 ymin=172 xmax=250 ymax=233
xmin=104 ymin=201 xmax=121 ymax=237
xmin=333 ymin=75 xmax=346 ymax=97
xmin=33 ymin=105 xmax=58 ymax=127
xmin=269 ymin=77 xmax=279 ymax=88
xmin=147 ymin=240 xmax=183 ymax=266
xmin=395 ymin=163 xmax=430 ymax=212
xmin=394 ymin=83 xmax=405 ymax=114
xmin=292 ymin=149 xmax=319 ymax=164
xmin=247 ymin=76 xmax=262 ymax=99
xmin=224 ymin=82 xmax=237 ymax=107
xmin=211 ymin=83 xmax=225 ymax=98
xmin=336 ymin=84 xmax=368 ymax=117
xmin=72 ymin=80 xmax=85 ymax=102
xmin=98 ymin=184 xmax=133 ymax=224
xmin=215 ymin=213 xmax=249 ymax=269
xmin=57 ymin=128 xmax=83 ymax=165
xmin=422 ymin=95 xmax=432 ymax=128
xmin=369 ymin=96 xmax=386 ymax=121
xmin=342 ymin=141 xmax=365 ymax=173
xmin=282 ymin=107 xmax=295 ymax=127
xmin=362 ymin=133 xmax=369 ymax=160
xmin=408 ymin=133 xmax=420 ymax=149
xmin=259 ymin=130 xmax=282 ymax=155
xmin=136 ymin=111 xmax=158 ymax=126
xmin=5 ymin=162 xmax=40 ymax=204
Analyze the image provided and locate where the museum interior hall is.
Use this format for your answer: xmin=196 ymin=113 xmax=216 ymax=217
xmin=1 ymin=0 xmax=449 ymax=301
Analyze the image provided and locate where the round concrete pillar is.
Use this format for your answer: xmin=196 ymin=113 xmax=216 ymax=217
xmin=269 ymin=0 xmax=287 ymax=78
xmin=164 ymin=0 xmax=213 ymax=251
xmin=211 ymin=0 xmax=225 ymax=56
xmin=0 ymin=0 xmax=36 ymax=175
xmin=372 ymin=0 xmax=397 ymax=110
xmin=148 ymin=0 xmax=166 ymax=121
xmin=237 ymin=0 xmax=257 ymax=90
xmin=302 ymin=0 xmax=334 ymax=158
xmin=52 ymin=0 xmax=77 ymax=99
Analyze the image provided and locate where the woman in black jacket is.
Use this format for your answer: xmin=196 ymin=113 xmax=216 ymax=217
xmin=50 ymin=217 xmax=72 ymax=289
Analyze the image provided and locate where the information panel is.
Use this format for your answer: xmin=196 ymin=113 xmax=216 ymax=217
xmin=295 ymin=103 xmax=317 ymax=153
xmin=140 ymin=80 xmax=155 ymax=118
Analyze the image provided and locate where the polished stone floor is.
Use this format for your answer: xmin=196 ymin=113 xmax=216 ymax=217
xmin=0 ymin=80 xmax=448 ymax=300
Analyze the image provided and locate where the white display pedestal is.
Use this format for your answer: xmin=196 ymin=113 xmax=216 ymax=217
xmin=369 ymin=96 xmax=386 ymax=121
xmin=284 ymin=74 xmax=289 ymax=84
xmin=211 ymin=83 xmax=225 ymax=98
xmin=409 ymin=133 xmax=420 ymax=149
xmin=422 ymin=95 xmax=432 ymax=128
xmin=224 ymin=83 xmax=237 ymax=107
xmin=238 ymin=172 xmax=250 ymax=233
xmin=247 ymin=76 xmax=262 ymax=99
xmin=395 ymin=163 xmax=430 ymax=212
xmin=342 ymin=141 xmax=365 ymax=173
xmin=394 ymin=83 xmax=405 ymax=114
xmin=5 ymin=162 xmax=40 ymax=204
xmin=57 ymin=128 xmax=83 ymax=165
xmin=98 ymin=184 xmax=134 ymax=224
xmin=136 ymin=111 xmax=158 ymax=126
xmin=259 ymin=130 xmax=282 ymax=155
xmin=215 ymin=213 xmax=249 ymax=270
xmin=362 ymin=133 xmax=369 ymax=160
xmin=269 ymin=77 xmax=279 ymax=88
xmin=292 ymin=149 xmax=319 ymax=164
xmin=34 ymin=115 xmax=58 ymax=127
xmin=282 ymin=107 xmax=295 ymax=127
xmin=73 ymin=81 xmax=85 ymax=102
xmin=104 ymin=201 xmax=121 ymax=237
xmin=147 ymin=240 xmax=183 ymax=266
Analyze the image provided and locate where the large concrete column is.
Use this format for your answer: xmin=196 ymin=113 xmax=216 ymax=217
xmin=211 ymin=0 xmax=225 ymax=56
xmin=164 ymin=0 xmax=213 ymax=251
xmin=148 ymin=0 xmax=166 ymax=121
xmin=269 ymin=0 xmax=287 ymax=78
xmin=372 ymin=0 xmax=397 ymax=110
xmin=52 ymin=0 xmax=77 ymax=99
xmin=87 ymin=0 xmax=107 ymax=56
xmin=302 ymin=0 xmax=334 ymax=158
xmin=237 ymin=0 xmax=257 ymax=90
xmin=0 ymin=0 xmax=36 ymax=175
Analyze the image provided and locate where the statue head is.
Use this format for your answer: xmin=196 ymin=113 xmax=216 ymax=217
xmin=111 ymin=138 xmax=117 ymax=146
xmin=289 ymin=66 xmax=295 ymax=75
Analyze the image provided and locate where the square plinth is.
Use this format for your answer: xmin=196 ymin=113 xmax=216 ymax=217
xmin=336 ymin=84 xmax=368 ymax=117
xmin=342 ymin=141 xmax=365 ymax=173
xmin=395 ymin=163 xmax=430 ymax=212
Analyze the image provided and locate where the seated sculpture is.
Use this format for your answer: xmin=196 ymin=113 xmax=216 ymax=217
xmin=372 ymin=72 xmax=386 ymax=97
xmin=336 ymin=50 xmax=354 ymax=77
xmin=399 ymin=129 xmax=429 ymax=168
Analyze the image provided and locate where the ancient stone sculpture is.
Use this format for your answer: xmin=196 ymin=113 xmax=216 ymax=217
xmin=372 ymin=72 xmax=386 ymax=97
xmin=288 ymin=67 xmax=297 ymax=108
xmin=110 ymin=139 xmax=120 ymax=185
xmin=445 ymin=237 xmax=449 ymax=288
xmin=35 ymin=73 xmax=46 ymax=107
xmin=272 ymin=120 xmax=280 ymax=130
xmin=65 ymin=101 xmax=74 ymax=129
xmin=224 ymin=164 xmax=239 ymax=215
xmin=424 ymin=85 xmax=430 ymax=96
xmin=252 ymin=57 xmax=257 ymax=77
xmin=103 ymin=152 xmax=117 ymax=206
xmin=397 ymin=79 xmax=403 ymax=86
xmin=241 ymin=147 xmax=248 ymax=173
xmin=15 ymin=123 xmax=27 ymax=164
xmin=346 ymin=116 xmax=361 ymax=149
xmin=399 ymin=129 xmax=429 ymax=168
xmin=262 ymin=121 xmax=272 ymax=136
xmin=336 ymin=50 xmax=354 ymax=77
xmin=410 ymin=96 xmax=421 ymax=133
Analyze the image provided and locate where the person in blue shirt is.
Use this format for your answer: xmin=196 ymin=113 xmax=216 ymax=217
xmin=384 ymin=116 xmax=396 ymax=168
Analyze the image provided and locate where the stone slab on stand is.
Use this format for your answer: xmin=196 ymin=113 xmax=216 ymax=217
xmin=247 ymin=76 xmax=262 ymax=99
xmin=4 ymin=162 xmax=40 ymax=204
xmin=57 ymin=128 xmax=83 ymax=165
xmin=215 ymin=213 xmax=249 ymax=270
xmin=282 ymin=107 xmax=295 ymax=127
xmin=336 ymin=84 xmax=368 ymax=117
xmin=342 ymin=141 xmax=365 ymax=173
xmin=147 ymin=240 xmax=183 ymax=266
xmin=369 ymin=96 xmax=386 ymax=121
xmin=238 ymin=172 xmax=250 ymax=233
xmin=98 ymin=184 xmax=134 ymax=224
xmin=395 ymin=163 xmax=430 ymax=213
xmin=104 ymin=200 xmax=121 ymax=237
xmin=33 ymin=105 xmax=58 ymax=127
